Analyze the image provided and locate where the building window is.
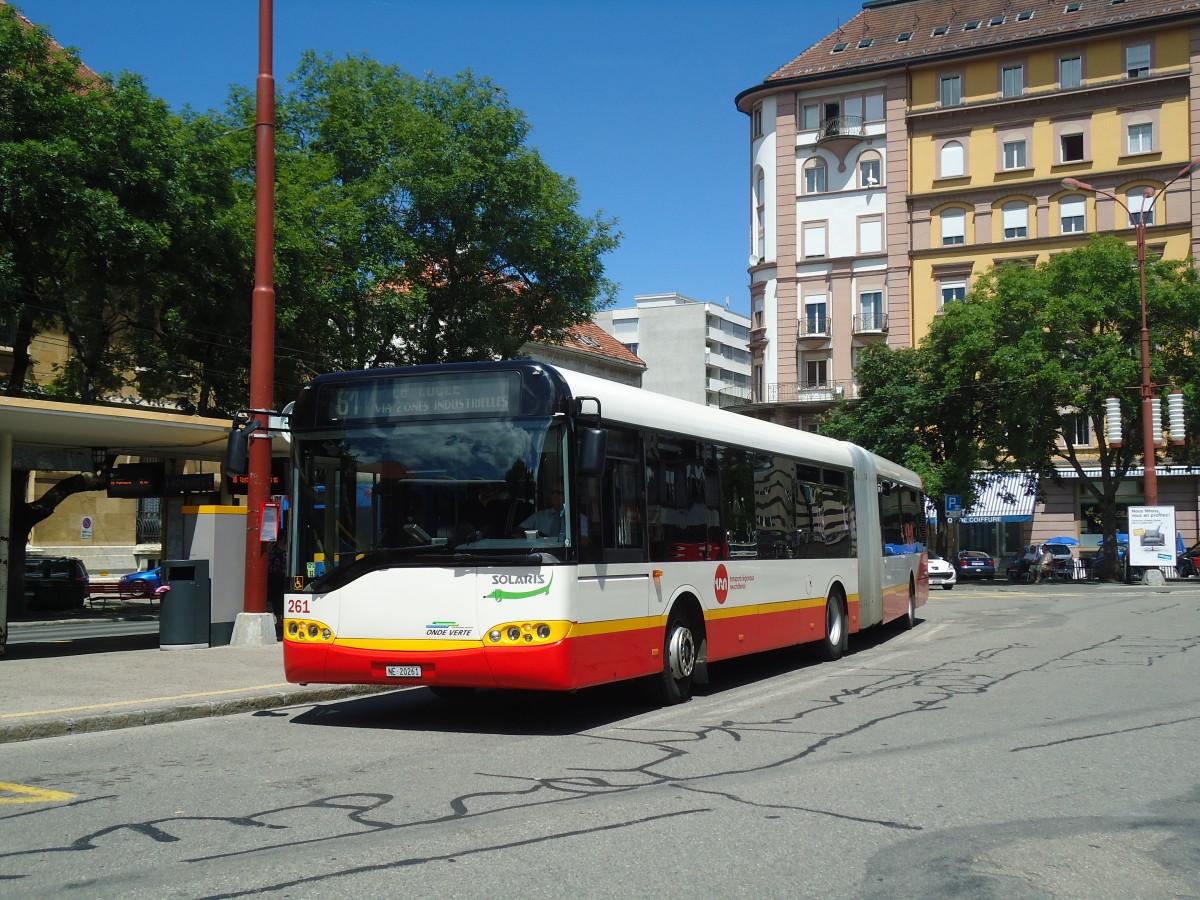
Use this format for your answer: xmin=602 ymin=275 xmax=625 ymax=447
xmin=859 ymin=154 xmax=881 ymax=188
xmin=860 ymin=291 xmax=884 ymax=330
xmin=801 ymin=102 xmax=820 ymax=130
xmin=1059 ymin=55 xmax=1082 ymax=88
xmin=940 ymin=280 xmax=967 ymax=305
xmin=1002 ymin=64 xmax=1025 ymax=98
xmin=1126 ymin=41 xmax=1150 ymax=78
xmin=1003 ymin=139 xmax=1027 ymax=170
xmin=804 ymin=358 xmax=829 ymax=388
xmin=940 ymin=74 xmax=961 ymax=107
xmin=622 ymin=342 xmax=638 ymax=356
xmin=858 ymin=216 xmax=883 ymax=254
xmin=1060 ymin=195 xmax=1085 ymax=234
xmin=1003 ymin=201 xmax=1028 ymax=239
xmin=1060 ymin=132 xmax=1085 ymax=163
xmin=803 ymin=158 xmax=827 ymax=194
xmin=1071 ymin=412 xmax=1092 ymax=446
xmin=864 ymin=92 xmax=884 ymax=121
xmin=1127 ymin=122 xmax=1153 ymax=154
xmin=940 ymin=140 xmax=965 ymax=178
xmin=804 ymin=298 xmax=828 ymax=335
xmin=752 ymin=103 xmax=763 ymax=138
xmin=801 ymin=222 xmax=827 ymax=258
xmin=1127 ymin=189 xmax=1155 ymax=226
xmin=941 ymin=207 xmax=966 ymax=245
xmin=752 ymin=295 xmax=764 ymax=329
xmin=755 ymin=170 xmax=766 ymax=260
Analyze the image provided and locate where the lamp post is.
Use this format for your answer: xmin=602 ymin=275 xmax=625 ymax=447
xmin=1062 ymin=156 xmax=1200 ymax=506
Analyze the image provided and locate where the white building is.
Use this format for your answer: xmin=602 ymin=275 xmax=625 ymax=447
xmin=594 ymin=293 xmax=751 ymax=407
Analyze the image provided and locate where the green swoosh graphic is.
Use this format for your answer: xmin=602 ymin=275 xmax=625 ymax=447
xmin=485 ymin=572 xmax=553 ymax=602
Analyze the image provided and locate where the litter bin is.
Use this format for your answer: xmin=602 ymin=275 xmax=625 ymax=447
xmin=159 ymin=559 xmax=211 ymax=649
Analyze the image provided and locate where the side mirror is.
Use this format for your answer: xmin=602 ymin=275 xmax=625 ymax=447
xmin=578 ymin=427 xmax=607 ymax=479
xmin=226 ymin=419 xmax=261 ymax=476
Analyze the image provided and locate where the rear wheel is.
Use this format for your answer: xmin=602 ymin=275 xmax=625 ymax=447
xmin=818 ymin=589 xmax=848 ymax=661
xmin=651 ymin=610 xmax=696 ymax=704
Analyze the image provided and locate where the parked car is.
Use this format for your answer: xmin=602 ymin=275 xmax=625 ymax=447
xmin=118 ymin=566 xmax=163 ymax=597
xmin=1178 ymin=541 xmax=1200 ymax=578
xmin=23 ymin=555 xmax=89 ymax=611
xmin=954 ymin=550 xmax=995 ymax=580
xmin=1090 ymin=541 xmax=1129 ymax=579
xmin=927 ymin=550 xmax=957 ymax=590
xmin=1042 ymin=542 xmax=1081 ymax=581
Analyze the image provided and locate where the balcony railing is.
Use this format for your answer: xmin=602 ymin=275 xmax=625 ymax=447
xmin=798 ymin=316 xmax=830 ymax=339
xmin=853 ymin=312 xmax=889 ymax=334
xmin=818 ymin=115 xmax=866 ymax=138
xmin=717 ymin=380 xmax=855 ymax=410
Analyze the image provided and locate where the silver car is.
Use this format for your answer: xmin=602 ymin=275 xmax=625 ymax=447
xmin=927 ymin=550 xmax=956 ymax=591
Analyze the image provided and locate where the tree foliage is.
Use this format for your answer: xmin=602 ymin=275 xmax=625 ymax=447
xmin=822 ymin=235 xmax=1200 ymax=573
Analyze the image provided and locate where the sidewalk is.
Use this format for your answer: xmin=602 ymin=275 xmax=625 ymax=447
xmin=1 ymin=611 xmax=391 ymax=745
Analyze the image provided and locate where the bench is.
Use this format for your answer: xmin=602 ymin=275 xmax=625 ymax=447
xmin=87 ymin=581 xmax=157 ymax=610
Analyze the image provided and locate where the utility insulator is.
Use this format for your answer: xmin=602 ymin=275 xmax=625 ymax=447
xmin=1151 ymin=395 xmax=1164 ymax=447
xmin=1168 ymin=391 xmax=1186 ymax=445
xmin=1105 ymin=397 xmax=1122 ymax=447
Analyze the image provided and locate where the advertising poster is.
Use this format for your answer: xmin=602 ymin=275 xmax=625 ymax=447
xmin=1128 ymin=506 xmax=1176 ymax=567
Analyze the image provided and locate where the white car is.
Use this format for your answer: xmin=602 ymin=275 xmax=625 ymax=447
xmin=927 ymin=550 xmax=956 ymax=590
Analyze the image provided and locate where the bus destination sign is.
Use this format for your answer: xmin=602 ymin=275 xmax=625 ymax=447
xmin=318 ymin=372 xmax=520 ymax=423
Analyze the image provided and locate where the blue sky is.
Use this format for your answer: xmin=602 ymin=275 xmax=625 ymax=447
xmin=14 ymin=0 xmax=865 ymax=316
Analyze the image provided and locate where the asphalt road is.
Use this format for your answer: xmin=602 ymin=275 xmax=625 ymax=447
xmin=1 ymin=580 xmax=1197 ymax=899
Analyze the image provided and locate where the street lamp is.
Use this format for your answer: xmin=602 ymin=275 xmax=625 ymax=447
xmin=1061 ymin=156 xmax=1200 ymax=506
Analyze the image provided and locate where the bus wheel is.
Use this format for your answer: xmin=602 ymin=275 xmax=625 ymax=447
xmin=902 ymin=582 xmax=917 ymax=631
xmin=819 ymin=589 xmax=848 ymax=661
xmin=652 ymin=611 xmax=696 ymax=704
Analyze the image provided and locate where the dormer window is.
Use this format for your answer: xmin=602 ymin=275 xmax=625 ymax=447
xmin=964 ymin=20 xmax=982 ymax=31
xmin=1065 ymin=2 xmax=1082 ymax=12
xmin=1017 ymin=11 xmax=1034 ymax=21
xmin=932 ymin=25 xmax=949 ymax=36
xmin=858 ymin=38 xmax=874 ymax=48
xmin=897 ymin=32 xmax=913 ymax=42
xmin=989 ymin=16 xmax=1005 ymax=26
xmin=832 ymin=42 xmax=848 ymax=53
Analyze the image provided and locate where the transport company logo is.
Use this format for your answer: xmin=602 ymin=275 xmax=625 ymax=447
xmin=714 ymin=564 xmax=729 ymax=604
xmin=484 ymin=572 xmax=553 ymax=602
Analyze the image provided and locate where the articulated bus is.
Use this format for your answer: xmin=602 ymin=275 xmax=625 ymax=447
xmin=282 ymin=361 xmax=928 ymax=703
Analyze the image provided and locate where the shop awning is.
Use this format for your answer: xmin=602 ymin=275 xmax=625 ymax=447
xmin=960 ymin=473 xmax=1038 ymax=524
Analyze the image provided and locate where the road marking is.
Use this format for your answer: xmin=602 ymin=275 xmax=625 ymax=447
xmin=0 ymin=782 xmax=75 ymax=804
xmin=0 ymin=684 xmax=292 ymax=720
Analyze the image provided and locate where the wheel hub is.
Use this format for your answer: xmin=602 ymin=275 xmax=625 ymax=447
xmin=668 ymin=625 xmax=696 ymax=680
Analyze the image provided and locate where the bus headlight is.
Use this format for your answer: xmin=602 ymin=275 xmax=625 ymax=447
xmin=507 ymin=626 xmax=522 ymax=642
xmin=536 ymin=624 xmax=551 ymax=639
xmin=489 ymin=630 xmax=502 ymax=643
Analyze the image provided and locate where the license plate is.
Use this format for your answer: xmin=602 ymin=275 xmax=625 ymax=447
xmin=385 ymin=665 xmax=422 ymax=678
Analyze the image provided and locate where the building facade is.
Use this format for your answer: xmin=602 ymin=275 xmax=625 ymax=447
xmin=735 ymin=0 xmax=1200 ymax=561
xmin=594 ymin=293 xmax=751 ymax=407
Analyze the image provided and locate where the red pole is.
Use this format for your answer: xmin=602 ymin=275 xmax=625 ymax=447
xmin=244 ymin=0 xmax=276 ymax=614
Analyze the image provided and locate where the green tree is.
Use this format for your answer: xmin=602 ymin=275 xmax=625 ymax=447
xmin=823 ymin=236 xmax=1200 ymax=576
xmin=255 ymin=54 xmax=621 ymax=400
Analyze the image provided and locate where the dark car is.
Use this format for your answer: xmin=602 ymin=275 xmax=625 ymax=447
xmin=1176 ymin=541 xmax=1200 ymax=578
xmin=118 ymin=566 xmax=163 ymax=597
xmin=955 ymin=550 xmax=996 ymax=580
xmin=1090 ymin=541 xmax=1129 ymax=579
xmin=23 ymin=555 xmax=90 ymax=611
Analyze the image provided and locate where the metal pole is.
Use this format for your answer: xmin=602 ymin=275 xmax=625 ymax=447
xmin=1136 ymin=219 xmax=1158 ymax=506
xmin=243 ymin=0 xmax=275 ymax=615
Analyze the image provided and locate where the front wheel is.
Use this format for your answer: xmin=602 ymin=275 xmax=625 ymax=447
xmin=818 ymin=589 xmax=848 ymax=661
xmin=650 ymin=612 xmax=696 ymax=704
xmin=942 ymin=583 xmax=954 ymax=591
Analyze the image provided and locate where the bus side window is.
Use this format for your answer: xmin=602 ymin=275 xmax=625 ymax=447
xmin=578 ymin=426 xmax=645 ymax=564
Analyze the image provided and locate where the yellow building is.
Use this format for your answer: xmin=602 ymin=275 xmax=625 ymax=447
xmin=736 ymin=0 xmax=1200 ymax=561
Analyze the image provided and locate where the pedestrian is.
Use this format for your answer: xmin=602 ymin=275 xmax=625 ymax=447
xmin=1033 ymin=544 xmax=1054 ymax=584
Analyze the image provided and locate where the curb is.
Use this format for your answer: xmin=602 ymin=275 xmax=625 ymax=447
xmin=0 ymin=684 xmax=394 ymax=745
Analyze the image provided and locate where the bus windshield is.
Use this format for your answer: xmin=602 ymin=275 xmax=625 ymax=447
xmin=294 ymin=417 xmax=570 ymax=577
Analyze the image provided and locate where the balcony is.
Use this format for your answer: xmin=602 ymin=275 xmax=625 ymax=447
xmin=812 ymin=116 xmax=867 ymax=157
xmin=852 ymin=312 xmax=889 ymax=338
xmin=797 ymin=316 xmax=830 ymax=343
xmin=717 ymin=380 xmax=854 ymax=411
